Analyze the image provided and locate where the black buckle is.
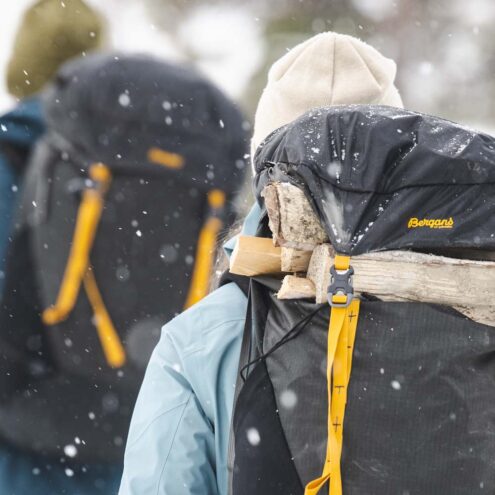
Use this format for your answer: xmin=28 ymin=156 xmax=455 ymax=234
xmin=327 ymin=265 xmax=354 ymax=307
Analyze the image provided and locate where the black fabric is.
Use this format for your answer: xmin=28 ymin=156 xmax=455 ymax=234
xmin=233 ymin=105 xmax=495 ymax=493
xmin=232 ymin=359 xmax=303 ymax=495
xmin=233 ymin=275 xmax=495 ymax=494
xmin=342 ymin=302 xmax=495 ymax=495
xmin=219 ymin=271 xmax=250 ymax=296
xmin=254 ymin=105 xmax=495 ymax=255
xmin=45 ymin=53 xmax=247 ymax=193
xmin=0 ymin=227 xmax=50 ymax=400
xmin=0 ymin=53 xmax=248 ymax=463
xmin=263 ymin=296 xmax=329 ymax=486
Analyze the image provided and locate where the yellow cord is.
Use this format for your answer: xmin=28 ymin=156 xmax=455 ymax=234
xmin=42 ymin=163 xmax=111 ymax=325
xmin=183 ymin=189 xmax=226 ymax=308
xmin=42 ymin=163 xmax=126 ymax=368
xmin=83 ymin=267 xmax=126 ymax=368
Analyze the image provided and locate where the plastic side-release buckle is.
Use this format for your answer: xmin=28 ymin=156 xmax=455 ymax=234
xmin=327 ymin=255 xmax=354 ymax=308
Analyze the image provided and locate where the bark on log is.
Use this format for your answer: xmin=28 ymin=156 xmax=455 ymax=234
xmin=280 ymin=248 xmax=313 ymax=272
xmin=230 ymin=236 xmax=495 ymax=325
xmin=307 ymin=244 xmax=495 ymax=308
xmin=453 ymin=306 xmax=495 ymax=327
xmin=261 ymin=183 xmax=328 ymax=250
xmin=277 ymin=273 xmax=492 ymax=326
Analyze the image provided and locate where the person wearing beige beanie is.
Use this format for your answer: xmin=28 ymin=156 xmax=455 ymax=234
xmin=119 ymin=32 xmax=403 ymax=495
xmin=252 ymin=31 xmax=403 ymax=155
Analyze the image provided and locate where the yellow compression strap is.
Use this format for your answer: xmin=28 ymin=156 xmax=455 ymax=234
xmin=83 ymin=267 xmax=126 ymax=368
xmin=183 ymin=189 xmax=226 ymax=309
xmin=305 ymin=256 xmax=360 ymax=495
xmin=42 ymin=163 xmax=125 ymax=368
xmin=42 ymin=163 xmax=112 ymax=325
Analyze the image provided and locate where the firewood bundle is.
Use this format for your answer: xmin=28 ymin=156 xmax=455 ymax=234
xmin=230 ymin=183 xmax=495 ymax=327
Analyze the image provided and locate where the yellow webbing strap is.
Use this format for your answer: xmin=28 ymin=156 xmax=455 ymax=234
xmin=305 ymin=256 xmax=360 ymax=495
xmin=147 ymin=147 xmax=185 ymax=170
xmin=183 ymin=189 xmax=226 ymax=309
xmin=42 ymin=163 xmax=112 ymax=325
xmin=42 ymin=163 xmax=126 ymax=368
xmin=42 ymin=163 xmax=125 ymax=368
xmin=83 ymin=267 xmax=126 ymax=368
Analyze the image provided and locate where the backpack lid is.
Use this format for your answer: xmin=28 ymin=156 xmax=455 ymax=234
xmin=254 ymin=105 xmax=495 ymax=255
xmin=42 ymin=53 xmax=248 ymax=192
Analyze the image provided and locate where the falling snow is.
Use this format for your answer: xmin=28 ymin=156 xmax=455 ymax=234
xmin=246 ymin=427 xmax=261 ymax=446
xmin=118 ymin=92 xmax=131 ymax=107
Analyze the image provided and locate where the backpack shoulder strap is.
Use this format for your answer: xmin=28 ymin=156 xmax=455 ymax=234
xmin=219 ymin=270 xmax=250 ymax=296
xmin=183 ymin=189 xmax=227 ymax=309
xmin=225 ymin=271 xmax=252 ymax=494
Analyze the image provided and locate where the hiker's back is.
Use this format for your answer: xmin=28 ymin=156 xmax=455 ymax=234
xmin=230 ymin=106 xmax=495 ymax=495
xmin=0 ymin=53 xmax=248 ymax=463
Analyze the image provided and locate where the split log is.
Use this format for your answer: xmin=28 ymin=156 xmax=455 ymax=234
xmin=230 ymin=236 xmax=312 ymax=275
xmin=261 ymin=183 xmax=328 ymax=250
xmin=229 ymin=236 xmax=495 ymax=325
xmin=307 ymin=244 xmax=495 ymax=308
xmin=230 ymin=236 xmax=281 ymax=276
xmin=230 ymin=236 xmax=495 ymax=308
xmin=277 ymin=273 xmax=493 ymax=326
xmin=278 ymin=276 xmax=316 ymax=299
xmin=280 ymin=248 xmax=313 ymax=272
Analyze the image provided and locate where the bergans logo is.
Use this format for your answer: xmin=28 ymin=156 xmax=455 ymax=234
xmin=408 ymin=217 xmax=454 ymax=229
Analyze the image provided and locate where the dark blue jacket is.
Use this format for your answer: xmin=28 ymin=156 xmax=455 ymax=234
xmin=0 ymin=98 xmax=44 ymax=287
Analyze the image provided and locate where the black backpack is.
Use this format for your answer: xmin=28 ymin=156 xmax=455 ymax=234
xmin=230 ymin=106 xmax=495 ymax=495
xmin=0 ymin=53 xmax=248 ymax=463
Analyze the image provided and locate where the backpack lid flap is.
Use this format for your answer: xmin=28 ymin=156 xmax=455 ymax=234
xmin=254 ymin=105 xmax=495 ymax=255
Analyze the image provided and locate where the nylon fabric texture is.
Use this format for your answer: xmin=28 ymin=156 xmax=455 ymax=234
xmin=254 ymin=105 xmax=495 ymax=255
xmin=232 ymin=277 xmax=495 ymax=494
xmin=305 ymin=298 xmax=360 ymax=495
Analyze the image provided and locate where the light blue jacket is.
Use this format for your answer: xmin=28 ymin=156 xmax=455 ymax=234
xmin=119 ymin=203 xmax=262 ymax=495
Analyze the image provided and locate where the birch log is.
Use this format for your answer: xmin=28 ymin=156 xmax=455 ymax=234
xmin=261 ymin=183 xmax=328 ymax=250
xmin=229 ymin=236 xmax=495 ymax=325
xmin=280 ymin=248 xmax=313 ymax=272
xmin=278 ymin=276 xmax=316 ymax=299
xmin=230 ymin=236 xmax=281 ymax=276
xmin=307 ymin=243 xmax=495 ymax=308
xmin=278 ymin=272 xmax=493 ymax=326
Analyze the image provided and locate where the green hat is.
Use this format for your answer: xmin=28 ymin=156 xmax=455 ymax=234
xmin=7 ymin=0 xmax=105 ymax=98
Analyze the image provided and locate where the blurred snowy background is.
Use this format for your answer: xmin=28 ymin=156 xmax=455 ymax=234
xmin=1 ymin=0 xmax=494 ymax=132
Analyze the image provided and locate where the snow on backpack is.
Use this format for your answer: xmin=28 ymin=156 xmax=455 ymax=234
xmin=0 ymin=53 xmax=248 ymax=462
xmin=228 ymin=106 xmax=495 ymax=495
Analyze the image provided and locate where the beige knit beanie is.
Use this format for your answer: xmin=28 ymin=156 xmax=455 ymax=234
xmin=252 ymin=32 xmax=403 ymax=155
